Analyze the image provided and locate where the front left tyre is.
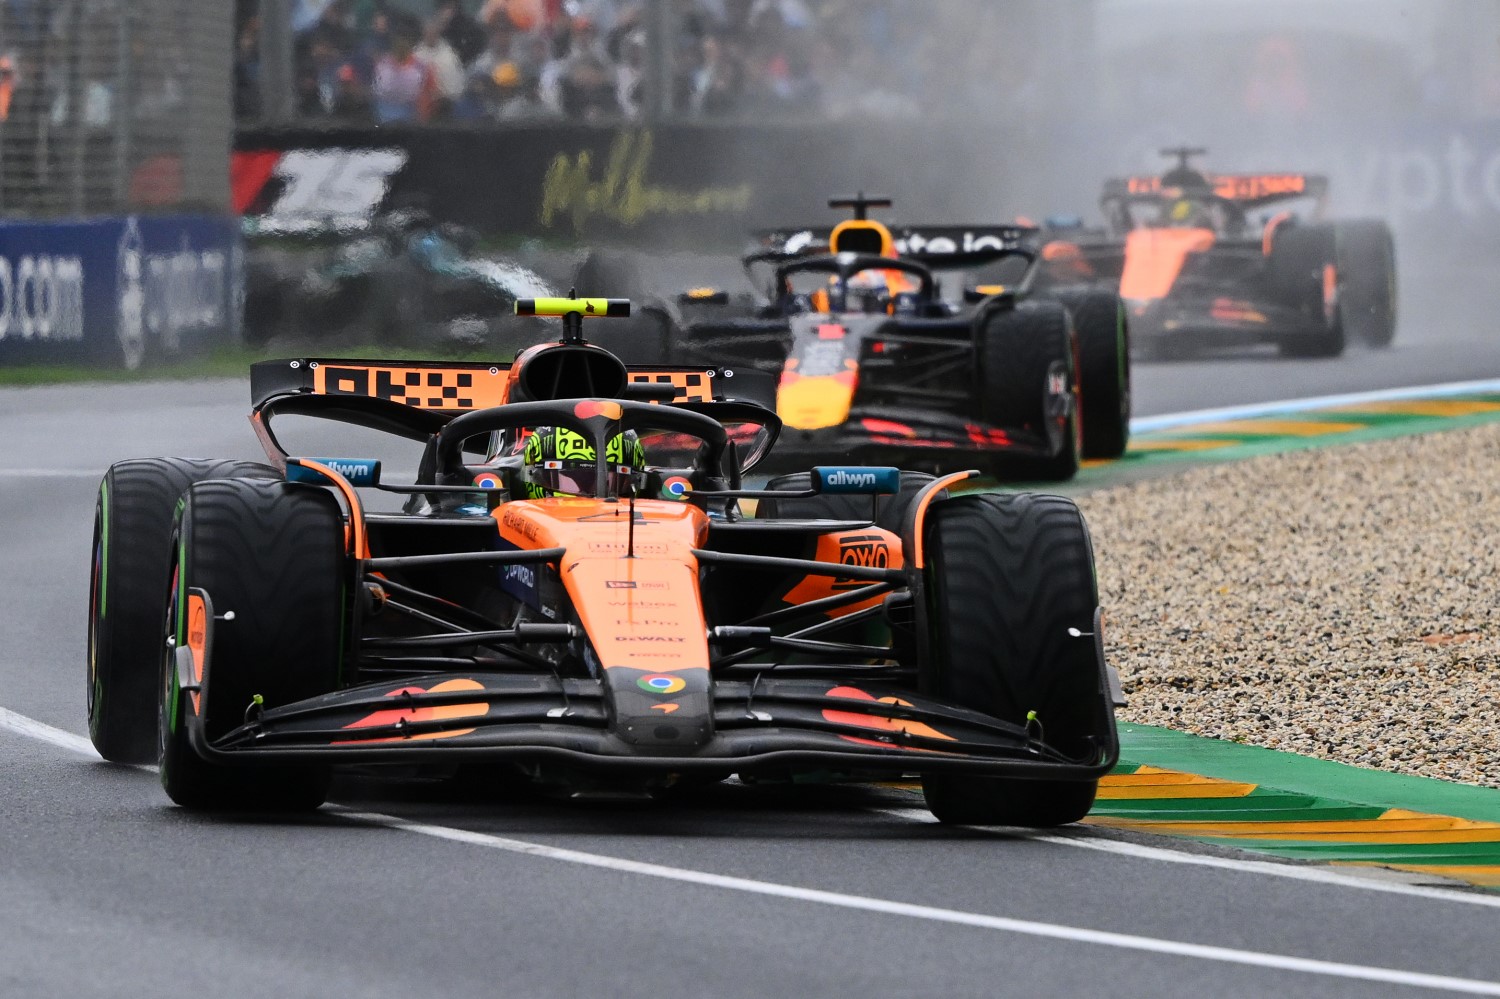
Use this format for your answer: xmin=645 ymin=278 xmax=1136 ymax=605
xmin=918 ymin=493 xmax=1110 ymax=827
xmin=158 ymin=478 xmax=346 ymax=811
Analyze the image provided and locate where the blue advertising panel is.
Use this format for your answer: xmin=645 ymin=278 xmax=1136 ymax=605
xmin=0 ymin=214 xmax=242 ymax=369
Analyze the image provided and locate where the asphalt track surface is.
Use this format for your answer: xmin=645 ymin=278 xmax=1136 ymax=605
xmin=3 ymin=335 xmax=1500 ymax=998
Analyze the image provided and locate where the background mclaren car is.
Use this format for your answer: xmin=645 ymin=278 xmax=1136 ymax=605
xmin=1032 ymin=148 xmax=1397 ymax=359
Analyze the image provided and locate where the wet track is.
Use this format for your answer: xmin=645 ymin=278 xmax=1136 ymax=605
xmin=3 ymin=335 xmax=1499 ymax=998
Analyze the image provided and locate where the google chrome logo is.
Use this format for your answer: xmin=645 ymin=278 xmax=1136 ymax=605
xmin=637 ymin=674 xmax=687 ymax=695
xmin=659 ymin=476 xmax=692 ymax=500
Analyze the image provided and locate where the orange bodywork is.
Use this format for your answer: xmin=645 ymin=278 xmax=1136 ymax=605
xmin=301 ymin=358 xmax=715 ymax=414
xmin=782 ymin=527 xmax=903 ymax=617
xmin=186 ymin=592 xmax=207 ymax=715
xmin=827 ymin=218 xmax=918 ymax=298
xmin=1261 ymin=210 xmax=1293 ymax=257
xmin=497 ymin=498 xmax=712 ymax=672
xmin=822 ymin=685 xmax=955 ymax=748
xmin=1119 ymin=227 xmax=1216 ymax=304
xmin=293 ymin=458 xmax=368 ymax=558
xmin=313 ymin=361 xmax=509 ymax=410
xmin=907 ymin=471 xmax=979 ymax=570
xmin=335 ymin=678 xmax=489 ymax=744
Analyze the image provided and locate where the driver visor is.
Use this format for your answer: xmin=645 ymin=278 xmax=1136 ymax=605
xmin=530 ymin=459 xmax=637 ymax=497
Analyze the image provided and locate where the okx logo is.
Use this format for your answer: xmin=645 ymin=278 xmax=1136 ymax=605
xmin=834 ymin=533 xmax=889 ymax=591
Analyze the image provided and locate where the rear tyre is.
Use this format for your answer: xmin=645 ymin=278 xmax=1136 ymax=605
xmin=1051 ymin=287 xmax=1131 ymax=459
xmin=159 ymin=478 xmax=345 ymax=811
xmin=758 ymin=470 xmax=936 ymax=535
xmin=919 ymin=493 xmax=1106 ymax=826
xmin=88 ymin=458 xmax=278 ymax=763
xmin=1335 ymin=220 xmax=1397 ymax=348
xmin=976 ymin=300 xmax=1080 ymax=481
xmin=1269 ymin=225 xmax=1344 ymax=358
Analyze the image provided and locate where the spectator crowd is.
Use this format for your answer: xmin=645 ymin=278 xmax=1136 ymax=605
xmin=234 ymin=0 xmax=950 ymax=124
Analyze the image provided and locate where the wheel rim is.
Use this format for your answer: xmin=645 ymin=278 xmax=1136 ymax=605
xmin=158 ymin=559 xmax=181 ymax=767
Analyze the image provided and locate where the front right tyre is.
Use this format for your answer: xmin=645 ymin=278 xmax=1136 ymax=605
xmin=158 ymin=478 xmax=346 ymax=811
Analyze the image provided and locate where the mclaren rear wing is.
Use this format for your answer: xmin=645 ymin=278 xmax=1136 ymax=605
xmin=250 ymin=358 xmax=725 ymax=413
xmin=1102 ymin=172 xmax=1330 ymax=209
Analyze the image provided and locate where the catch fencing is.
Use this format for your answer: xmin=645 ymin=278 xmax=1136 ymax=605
xmin=0 ymin=0 xmax=233 ymax=216
xmin=0 ymin=1 xmax=242 ymax=369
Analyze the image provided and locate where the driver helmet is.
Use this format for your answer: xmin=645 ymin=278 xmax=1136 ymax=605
xmin=1164 ymin=197 xmax=1212 ymax=228
xmin=847 ymin=276 xmax=893 ymax=314
xmin=522 ymin=426 xmax=646 ymax=498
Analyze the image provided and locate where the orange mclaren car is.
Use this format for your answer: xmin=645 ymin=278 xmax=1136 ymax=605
xmin=1033 ymin=148 xmax=1396 ymax=359
xmin=86 ymin=299 xmax=1121 ymax=827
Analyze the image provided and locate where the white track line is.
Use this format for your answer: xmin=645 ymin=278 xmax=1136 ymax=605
xmin=4 ymin=709 xmax=1499 ymax=994
xmin=0 ymin=468 xmax=102 ymax=478
xmin=0 ymin=706 xmax=99 ymax=756
xmin=873 ymin=807 xmax=1500 ymax=911
xmin=330 ymin=809 xmax=1500 ymax=995
xmin=1131 ymin=377 xmax=1500 ymax=433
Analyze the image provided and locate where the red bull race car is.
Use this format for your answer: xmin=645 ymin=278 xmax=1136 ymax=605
xmin=85 ymin=298 xmax=1122 ymax=826
xmin=654 ymin=196 xmax=1131 ymax=480
xmin=1033 ymin=148 xmax=1396 ymax=359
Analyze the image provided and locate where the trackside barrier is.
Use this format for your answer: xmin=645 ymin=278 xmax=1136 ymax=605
xmin=0 ymin=215 xmax=243 ymax=370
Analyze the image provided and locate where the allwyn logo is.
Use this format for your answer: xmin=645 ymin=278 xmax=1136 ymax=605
xmin=314 ymin=458 xmax=378 ymax=484
xmin=825 ymin=470 xmax=876 ymax=487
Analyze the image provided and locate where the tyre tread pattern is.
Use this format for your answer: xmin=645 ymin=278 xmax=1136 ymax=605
xmin=160 ymin=478 xmax=343 ymax=810
xmin=920 ymin=493 xmax=1103 ymax=826
xmin=89 ymin=458 xmax=276 ymax=762
xmin=976 ymin=301 xmax=1080 ymax=481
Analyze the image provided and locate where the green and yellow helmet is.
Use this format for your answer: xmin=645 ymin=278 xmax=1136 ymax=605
xmin=522 ymin=426 xmax=647 ymax=498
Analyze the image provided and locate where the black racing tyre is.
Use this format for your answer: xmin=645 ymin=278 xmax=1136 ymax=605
xmin=87 ymin=458 xmax=278 ymax=764
xmin=1269 ymin=224 xmax=1344 ymax=358
xmin=1051 ymin=287 xmax=1131 ymax=459
xmin=919 ymin=493 xmax=1106 ymax=827
xmin=758 ymin=470 xmax=937 ymax=535
xmin=1335 ymin=219 xmax=1397 ymax=348
xmin=158 ymin=478 xmax=345 ymax=811
xmin=976 ymin=300 xmax=1080 ymax=481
